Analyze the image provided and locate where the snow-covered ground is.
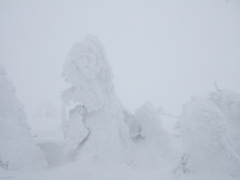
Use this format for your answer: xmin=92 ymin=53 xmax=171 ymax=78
xmin=0 ymin=116 xmax=238 ymax=180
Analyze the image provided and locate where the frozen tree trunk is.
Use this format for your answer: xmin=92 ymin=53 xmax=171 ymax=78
xmin=0 ymin=64 xmax=47 ymax=170
xmin=61 ymin=36 xmax=134 ymax=163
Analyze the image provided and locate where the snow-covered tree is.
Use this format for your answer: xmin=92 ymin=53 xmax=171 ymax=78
xmin=208 ymin=88 xmax=240 ymax=156
xmin=61 ymin=35 xmax=134 ymax=163
xmin=132 ymin=102 xmax=171 ymax=161
xmin=174 ymin=97 xmax=240 ymax=175
xmin=0 ymin=64 xmax=47 ymax=170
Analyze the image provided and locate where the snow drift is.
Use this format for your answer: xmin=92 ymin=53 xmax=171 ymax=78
xmin=0 ymin=64 xmax=47 ymax=170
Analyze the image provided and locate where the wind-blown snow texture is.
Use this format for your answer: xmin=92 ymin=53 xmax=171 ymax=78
xmin=177 ymin=97 xmax=240 ymax=175
xmin=62 ymin=35 xmax=114 ymax=112
xmin=62 ymin=35 xmax=134 ymax=163
xmin=208 ymin=89 xmax=240 ymax=156
xmin=0 ymin=64 xmax=47 ymax=170
xmin=133 ymin=102 xmax=171 ymax=159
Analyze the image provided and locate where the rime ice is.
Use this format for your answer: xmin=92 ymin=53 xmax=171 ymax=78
xmin=61 ymin=36 xmax=134 ymax=163
xmin=0 ymin=64 xmax=47 ymax=170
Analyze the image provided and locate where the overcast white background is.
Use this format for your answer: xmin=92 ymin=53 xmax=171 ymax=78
xmin=1 ymin=0 xmax=240 ymax=118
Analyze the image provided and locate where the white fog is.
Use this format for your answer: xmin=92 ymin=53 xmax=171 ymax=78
xmin=0 ymin=0 xmax=240 ymax=180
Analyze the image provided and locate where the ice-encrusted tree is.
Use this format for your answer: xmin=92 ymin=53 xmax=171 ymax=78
xmin=208 ymin=87 xmax=240 ymax=156
xmin=132 ymin=102 xmax=171 ymax=161
xmin=0 ymin=64 xmax=47 ymax=170
xmin=174 ymin=97 xmax=240 ymax=175
xmin=61 ymin=35 xmax=134 ymax=163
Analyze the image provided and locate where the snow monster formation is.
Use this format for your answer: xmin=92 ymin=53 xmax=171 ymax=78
xmin=208 ymin=88 xmax=240 ymax=156
xmin=132 ymin=102 xmax=170 ymax=160
xmin=174 ymin=97 xmax=240 ymax=176
xmin=0 ymin=64 xmax=47 ymax=170
xmin=61 ymin=36 xmax=134 ymax=163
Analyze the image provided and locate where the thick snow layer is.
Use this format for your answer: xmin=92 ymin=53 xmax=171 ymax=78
xmin=63 ymin=105 xmax=90 ymax=159
xmin=0 ymin=64 xmax=47 ymax=170
xmin=218 ymin=90 xmax=240 ymax=155
xmin=208 ymin=89 xmax=240 ymax=156
xmin=1 ymin=111 xmax=239 ymax=179
xmin=178 ymin=97 xmax=240 ymax=175
xmin=28 ymin=117 xmax=66 ymax=167
xmin=132 ymin=102 xmax=171 ymax=164
xmin=2 ymin=37 xmax=240 ymax=179
xmin=62 ymin=35 xmax=114 ymax=112
xmin=0 ymin=112 xmax=236 ymax=180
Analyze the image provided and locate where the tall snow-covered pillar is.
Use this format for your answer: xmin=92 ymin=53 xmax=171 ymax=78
xmin=62 ymin=36 xmax=134 ymax=163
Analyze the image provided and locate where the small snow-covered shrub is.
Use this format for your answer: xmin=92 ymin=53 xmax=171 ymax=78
xmin=0 ymin=64 xmax=47 ymax=170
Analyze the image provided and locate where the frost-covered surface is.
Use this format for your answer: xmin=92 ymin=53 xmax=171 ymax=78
xmin=132 ymin=102 xmax=171 ymax=164
xmin=177 ymin=97 xmax=240 ymax=175
xmin=62 ymin=35 xmax=114 ymax=112
xmin=63 ymin=105 xmax=90 ymax=159
xmin=0 ymin=64 xmax=47 ymax=170
xmin=61 ymin=36 xmax=134 ymax=163
xmin=2 ymin=36 xmax=240 ymax=179
xmin=217 ymin=90 xmax=240 ymax=156
xmin=1 ymin=115 xmax=238 ymax=180
xmin=208 ymin=89 xmax=240 ymax=156
xmin=28 ymin=117 xmax=66 ymax=167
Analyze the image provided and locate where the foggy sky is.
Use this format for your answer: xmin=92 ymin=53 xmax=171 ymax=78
xmin=1 ymin=0 xmax=240 ymax=118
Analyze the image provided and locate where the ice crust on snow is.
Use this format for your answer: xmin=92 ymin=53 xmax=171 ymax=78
xmin=0 ymin=64 xmax=47 ymax=170
xmin=178 ymin=97 xmax=240 ymax=175
xmin=62 ymin=36 xmax=134 ymax=163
